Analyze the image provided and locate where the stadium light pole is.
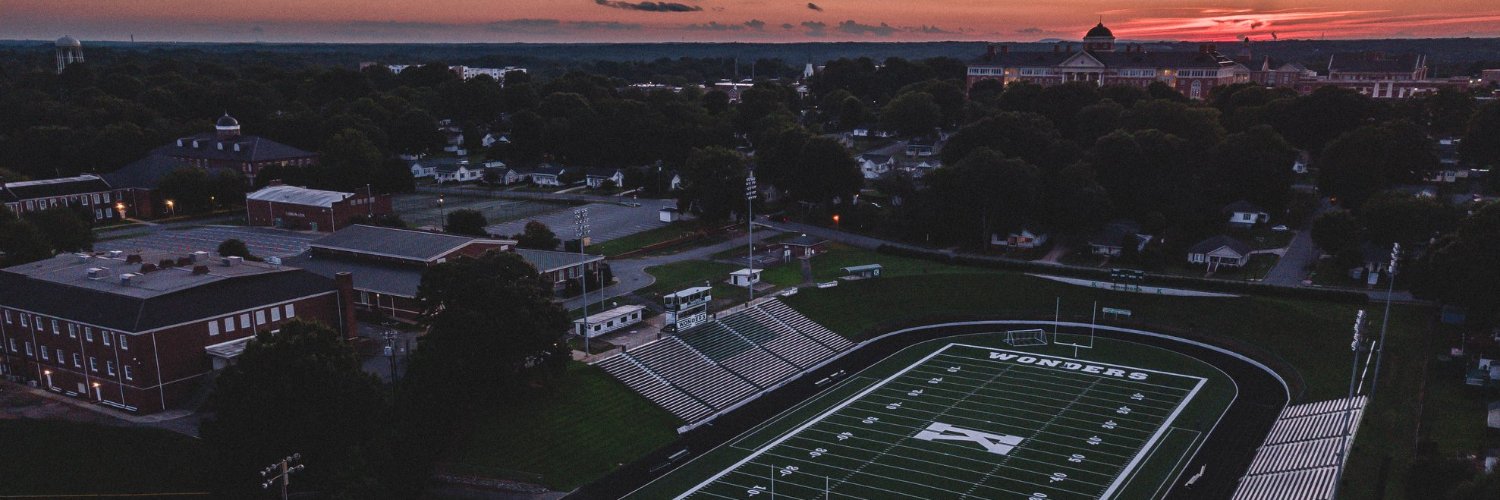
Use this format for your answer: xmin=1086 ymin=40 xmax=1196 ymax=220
xmin=575 ymin=207 xmax=591 ymax=354
xmin=1332 ymin=309 xmax=1366 ymax=500
xmin=745 ymin=170 xmax=757 ymax=305
xmin=1370 ymin=243 xmax=1399 ymax=400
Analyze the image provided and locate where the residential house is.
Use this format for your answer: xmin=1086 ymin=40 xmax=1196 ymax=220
xmin=584 ymin=167 xmax=626 ymax=189
xmin=905 ymin=136 xmax=937 ymax=157
xmin=530 ymin=165 xmax=568 ymax=187
xmin=1 ymin=175 xmax=119 ymax=222
xmin=432 ymin=159 xmax=484 ymax=184
xmin=1088 ymin=220 xmax=1151 ymax=257
xmin=482 ymin=163 xmax=527 ymax=186
xmin=409 ymin=161 xmax=437 ymax=179
xmin=858 ymin=154 xmax=895 ymax=180
xmin=851 ymin=125 xmax=895 ymax=138
xmin=1187 ymin=235 xmax=1252 ymax=272
xmin=0 ymin=252 xmax=355 ymax=413
xmin=991 ymin=228 xmax=1049 ymax=249
xmin=438 ymin=121 xmax=465 ymax=155
xmin=481 ymin=132 xmax=510 ymax=148
xmin=1224 ymin=200 xmax=1270 ymax=228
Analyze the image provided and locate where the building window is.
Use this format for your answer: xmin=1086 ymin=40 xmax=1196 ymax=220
xmin=124 ymin=365 xmax=134 ymax=380
xmin=89 ymin=357 xmax=98 ymax=372
xmin=25 ymin=342 xmax=34 ymax=356
xmin=271 ymin=307 xmax=282 ymax=321
xmin=84 ymin=327 xmax=92 ymax=342
xmin=19 ymin=314 xmax=27 ymax=327
xmin=224 ymin=318 xmax=235 ymax=333
xmin=8 ymin=338 xmax=16 ymax=352
xmin=107 ymin=361 xmax=116 ymax=376
xmin=239 ymin=314 xmax=250 ymax=329
xmin=68 ymin=324 xmax=77 ymax=338
xmin=209 ymin=321 xmax=219 ymax=336
xmin=3 ymin=310 xmax=9 ymax=324
xmin=56 ymin=349 xmax=64 ymax=363
xmin=119 ymin=336 xmax=128 ymax=350
xmin=285 ymin=304 xmax=295 ymax=318
xmin=255 ymin=310 xmax=266 ymax=325
xmin=102 ymin=331 xmax=111 ymax=347
xmin=51 ymin=319 xmax=59 ymax=333
xmin=72 ymin=353 xmax=81 ymax=367
xmin=40 ymin=346 xmax=48 ymax=360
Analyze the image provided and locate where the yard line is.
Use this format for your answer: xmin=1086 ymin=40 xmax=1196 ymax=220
xmin=931 ymin=353 xmax=1195 ymax=397
xmin=969 ymin=378 xmax=1107 ymax=498
xmin=832 ymin=400 xmax=1146 ymax=458
xmin=879 ymin=379 xmax=1170 ymax=428
xmin=937 ymin=346 xmax=1205 ymax=392
xmin=772 ymin=433 xmax=1122 ymax=485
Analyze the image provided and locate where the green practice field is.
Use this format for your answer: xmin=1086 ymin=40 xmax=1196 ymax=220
xmin=628 ymin=332 xmax=1236 ymax=500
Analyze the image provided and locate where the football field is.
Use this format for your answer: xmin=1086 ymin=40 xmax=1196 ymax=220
xmin=628 ymin=333 xmax=1236 ymax=500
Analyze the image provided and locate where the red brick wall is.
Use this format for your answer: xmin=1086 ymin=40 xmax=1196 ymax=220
xmin=0 ymin=291 xmax=342 ymax=413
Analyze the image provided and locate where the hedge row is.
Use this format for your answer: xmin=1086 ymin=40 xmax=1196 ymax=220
xmin=877 ymin=244 xmax=1370 ymax=305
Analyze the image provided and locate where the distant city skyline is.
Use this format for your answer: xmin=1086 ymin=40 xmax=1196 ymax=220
xmin=3 ymin=1 xmax=1500 ymax=43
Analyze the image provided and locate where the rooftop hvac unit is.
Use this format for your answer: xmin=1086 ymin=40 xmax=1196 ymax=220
xmin=107 ymin=250 xmax=123 ymax=258
xmin=75 ymin=253 xmax=90 ymax=264
xmin=86 ymin=267 xmax=106 ymax=279
xmin=265 ymin=256 xmax=282 ymax=266
xmin=222 ymin=256 xmax=243 ymax=267
xmin=119 ymin=273 xmax=136 ymax=286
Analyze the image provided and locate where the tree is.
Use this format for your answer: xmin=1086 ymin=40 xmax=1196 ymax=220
xmin=940 ymin=111 xmax=1060 ymax=165
xmin=319 ymin=129 xmax=386 ymax=192
xmin=515 ymin=220 xmax=561 ymax=250
xmin=216 ymin=238 xmax=254 ymax=259
xmin=1358 ymin=191 xmax=1458 ymax=246
xmin=1204 ymin=126 xmax=1297 ymax=212
xmin=444 ymin=209 xmax=488 ymax=236
xmin=156 ymin=167 xmax=216 ymax=214
xmin=409 ymin=250 xmax=571 ymax=404
xmin=199 ymin=320 xmax=388 ymax=497
xmin=925 ymin=148 xmax=1042 ymax=245
xmin=1311 ymin=209 xmax=1362 ymax=255
xmin=879 ymin=91 xmax=942 ymax=136
xmin=1413 ymin=202 xmax=1500 ymax=325
xmin=1460 ymin=100 xmax=1500 ymax=168
xmin=782 ymin=137 xmax=863 ymax=205
xmin=679 ymin=146 xmax=747 ymax=222
xmin=1319 ymin=120 xmax=1439 ymax=208
xmin=23 ymin=208 xmax=93 ymax=253
xmin=0 ymin=207 xmax=52 ymax=266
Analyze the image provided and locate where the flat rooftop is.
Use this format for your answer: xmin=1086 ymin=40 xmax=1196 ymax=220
xmin=3 ymin=251 xmax=283 ymax=299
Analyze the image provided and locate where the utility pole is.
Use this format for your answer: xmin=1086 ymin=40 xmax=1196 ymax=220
xmin=260 ymin=453 xmax=304 ymax=500
xmin=383 ymin=329 xmax=400 ymax=390
xmin=1332 ymin=310 xmax=1367 ymax=500
xmin=745 ymin=170 xmax=758 ymax=304
xmin=575 ymin=207 xmax=591 ymax=354
xmin=1370 ymin=243 xmax=1399 ymax=400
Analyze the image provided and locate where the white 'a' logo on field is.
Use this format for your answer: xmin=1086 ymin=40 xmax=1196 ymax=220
xmin=913 ymin=422 xmax=1023 ymax=455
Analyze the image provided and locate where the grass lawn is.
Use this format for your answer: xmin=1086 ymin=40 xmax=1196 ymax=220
xmin=781 ymin=271 xmax=1431 ymax=498
xmin=447 ymin=362 xmax=681 ymax=491
xmin=588 ymin=222 xmax=703 ymax=257
xmin=758 ymin=243 xmax=992 ymax=287
xmin=0 ymin=419 xmax=210 ymax=496
xmin=639 ymin=260 xmax=744 ymax=299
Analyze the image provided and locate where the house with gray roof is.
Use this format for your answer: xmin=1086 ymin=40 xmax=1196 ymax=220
xmin=1188 ymin=235 xmax=1252 ymax=272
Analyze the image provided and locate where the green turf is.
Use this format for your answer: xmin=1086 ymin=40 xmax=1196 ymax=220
xmin=640 ymin=260 xmax=748 ymax=305
xmin=777 ymin=271 xmax=1430 ymax=499
xmin=628 ymin=334 xmax=1235 ymax=499
xmin=0 ymin=419 xmax=210 ymax=496
xmin=447 ymin=362 xmax=682 ymax=491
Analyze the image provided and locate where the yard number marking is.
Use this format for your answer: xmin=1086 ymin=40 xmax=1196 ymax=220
xmin=885 ymin=401 xmax=903 ymax=410
xmin=928 ymin=376 xmax=944 ymax=384
xmin=836 ymin=432 xmax=853 ymax=441
xmin=1087 ymin=436 xmax=1103 ymax=446
xmin=907 ymin=389 xmax=924 ymax=397
xmin=1131 ymin=392 xmax=1145 ymax=401
xmin=1116 ymin=406 xmax=1133 ymax=415
xmin=1101 ymin=420 xmax=1118 ymax=430
xmin=809 ymin=448 xmax=827 ymax=458
xmin=1068 ymin=454 xmax=1086 ymax=463
xmin=1049 ymin=472 xmax=1068 ymax=483
xmin=913 ymin=422 xmax=1024 ymax=456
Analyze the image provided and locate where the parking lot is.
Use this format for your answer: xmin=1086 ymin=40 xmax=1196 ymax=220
xmin=484 ymin=202 xmax=668 ymax=245
xmin=97 ymin=226 xmax=320 ymax=258
xmin=392 ymin=193 xmax=566 ymax=230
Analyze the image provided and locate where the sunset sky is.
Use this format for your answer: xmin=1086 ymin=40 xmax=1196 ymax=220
xmin=3 ymin=0 xmax=1500 ymax=43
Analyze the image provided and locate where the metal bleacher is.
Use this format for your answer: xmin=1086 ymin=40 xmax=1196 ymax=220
xmin=758 ymin=299 xmax=854 ymax=351
xmin=596 ymin=355 xmax=714 ymax=422
xmin=596 ymin=299 xmax=857 ymax=424
xmin=628 ymin=337 xmax=758 ymax=409
xmin=1232 ymin=396 xmax=1368 ymax=500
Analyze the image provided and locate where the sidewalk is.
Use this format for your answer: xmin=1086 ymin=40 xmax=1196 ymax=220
xmin=0 ymin=380 xmax=202 ymax=436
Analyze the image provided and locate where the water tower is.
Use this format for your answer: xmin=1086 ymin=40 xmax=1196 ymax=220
xmin=55 ymin=36 xmax=84 ymax=74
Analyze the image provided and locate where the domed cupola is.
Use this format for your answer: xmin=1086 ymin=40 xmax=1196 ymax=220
xmin=215 ymin=112 xmax=242 ymax=139
xmin=1083 ymin=22 xmax=1116 ymax=52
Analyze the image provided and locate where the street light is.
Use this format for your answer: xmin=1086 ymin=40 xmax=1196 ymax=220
xmin=437 ymin=195 xmax=446 ymax=228
xmin=1332 ymin=309 xmax=1367 ymax=500
xmin=165 ymin=199 xmax=175 ymax=216
xmin=115 ymin=202 xmax=126 ymax=219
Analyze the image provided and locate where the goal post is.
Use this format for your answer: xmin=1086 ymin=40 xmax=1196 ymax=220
xmin=1004 ymin=329 xmax=1049 ymax=347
